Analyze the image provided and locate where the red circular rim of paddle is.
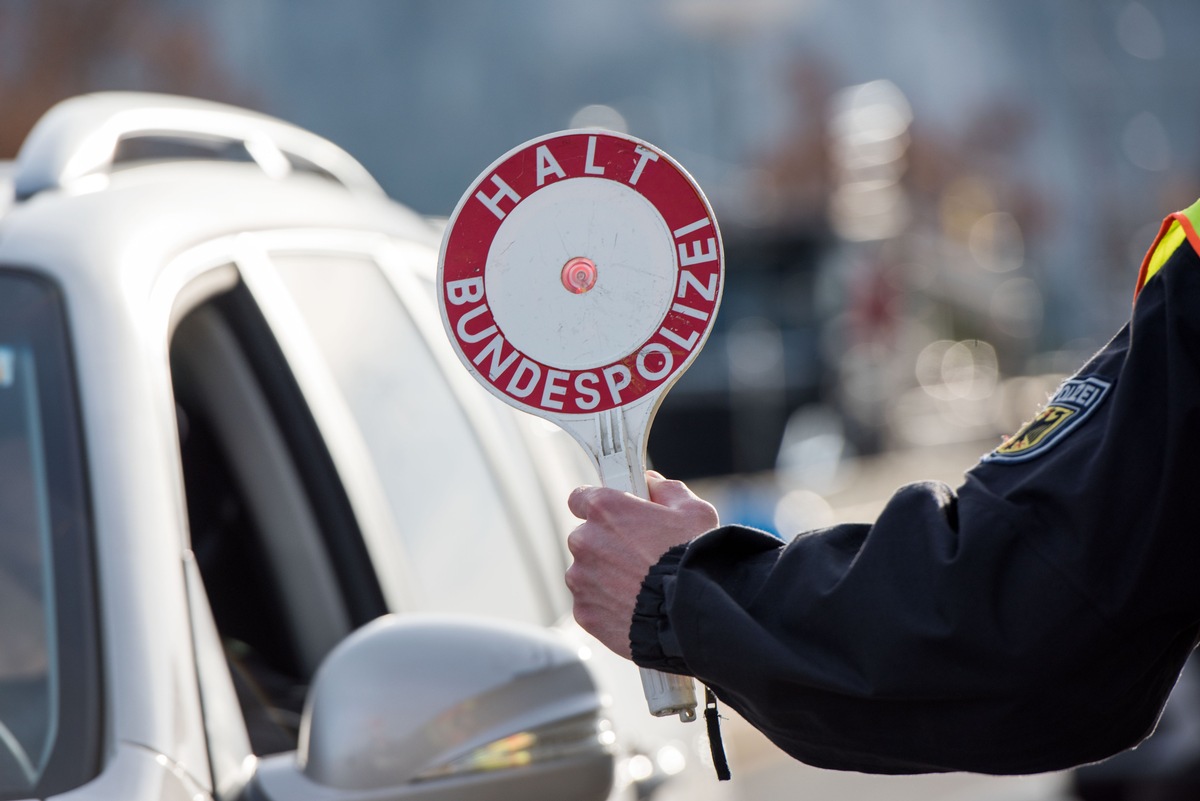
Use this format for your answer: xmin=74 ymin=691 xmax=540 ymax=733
xmin=439 ymin=129 xmax=723 ymax=416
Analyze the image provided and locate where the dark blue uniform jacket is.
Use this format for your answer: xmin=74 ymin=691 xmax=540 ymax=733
xmin=630 ymin=208 xmax=1200 ymax=774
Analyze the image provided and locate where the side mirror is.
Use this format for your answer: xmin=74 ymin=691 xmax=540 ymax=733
xmin=251 ymin=614 xmax=615 ymax=801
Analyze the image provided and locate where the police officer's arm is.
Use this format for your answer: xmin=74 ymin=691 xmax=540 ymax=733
xmin=569 ymin=202 xmax=1200 ymax=775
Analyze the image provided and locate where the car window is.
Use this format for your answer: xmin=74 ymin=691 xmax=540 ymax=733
xmin=171 ymin=280 xmax=385 ymax=756
xmin=0 ymin=270 xmax=100 ymax=799
xmin=270 ymin=253 xmax=548 ymax=624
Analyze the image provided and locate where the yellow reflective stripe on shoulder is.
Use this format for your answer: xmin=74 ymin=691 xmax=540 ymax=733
xmin=1140 ymin=218 xmax=1186 ymax=288
xmin=1135 ymin=197 xmax=1200 ymax=299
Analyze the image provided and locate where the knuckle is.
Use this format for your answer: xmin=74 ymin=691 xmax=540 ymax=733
xmin=565 ymin=525 xmax=589 ymax=558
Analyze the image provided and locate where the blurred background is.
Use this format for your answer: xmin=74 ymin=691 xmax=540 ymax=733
xmin=5 ymin=1 xmax=1200 ymax=798
xmin=5 ymin=0 xmax=1199 ymax=483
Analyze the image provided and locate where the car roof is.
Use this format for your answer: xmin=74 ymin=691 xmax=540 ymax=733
xmin=0 ymin=92 xmax=441 ymax=294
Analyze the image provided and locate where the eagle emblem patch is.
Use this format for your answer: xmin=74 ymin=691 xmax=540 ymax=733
xmin=985 ymin=376 xmax=1111 ymax=463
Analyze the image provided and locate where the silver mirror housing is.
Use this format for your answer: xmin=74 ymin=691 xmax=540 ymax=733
xmin=253 ymin=614 xmax=615 ymax=801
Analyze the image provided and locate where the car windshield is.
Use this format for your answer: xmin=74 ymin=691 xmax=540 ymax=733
xmin=0 ymin=270 xmax=99 ymax=799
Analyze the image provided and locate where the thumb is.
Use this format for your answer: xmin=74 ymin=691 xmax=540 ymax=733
xmin=645 ymin=471 xmax=703 ymax=509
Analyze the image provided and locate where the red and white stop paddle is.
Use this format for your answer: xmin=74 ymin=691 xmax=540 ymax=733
xmin=438 ymin=130 xmax=723 ymax=722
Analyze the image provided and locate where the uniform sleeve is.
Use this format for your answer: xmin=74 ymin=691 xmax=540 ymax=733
xmin=630 ymin=217 xmax=1200 ymax=775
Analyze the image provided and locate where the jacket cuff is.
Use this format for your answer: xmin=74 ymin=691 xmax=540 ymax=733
xmin=629 ymin=543 xmax=692 ymax=675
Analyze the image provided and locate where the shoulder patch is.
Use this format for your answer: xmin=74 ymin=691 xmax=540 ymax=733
xmin=984 ymin=376 xmax=1111 ymax=464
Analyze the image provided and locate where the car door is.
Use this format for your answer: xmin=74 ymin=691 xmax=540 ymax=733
xmin=160 ymin=233 xmax=630 ymax=801
xmin=163 ymin=230 xmax=563 ymax=741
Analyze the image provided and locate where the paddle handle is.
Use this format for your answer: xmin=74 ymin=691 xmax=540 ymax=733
xmin=597 ymin=430 xmax=698 ymax=722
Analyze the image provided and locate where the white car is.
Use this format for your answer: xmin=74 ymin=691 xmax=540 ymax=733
xmin=0 ymin=93 xmax=714 ymax=801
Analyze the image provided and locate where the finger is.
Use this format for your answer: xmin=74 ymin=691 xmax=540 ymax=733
xmin=567 ymin=485 xmax=598 ymax=519
xmin=571 ymin=484 xmax=650 ymax=522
